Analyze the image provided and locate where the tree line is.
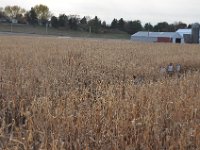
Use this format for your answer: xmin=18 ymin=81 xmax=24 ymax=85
xmin=0 ymin=4 xmax=192 ymax=34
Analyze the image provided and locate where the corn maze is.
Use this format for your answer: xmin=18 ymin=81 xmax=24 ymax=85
xmin=0 ymin=36 xmax=200 ymax=149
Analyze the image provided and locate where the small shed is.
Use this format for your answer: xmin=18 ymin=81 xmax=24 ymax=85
xmin=131 ymin=31 xmax=182 ymax=43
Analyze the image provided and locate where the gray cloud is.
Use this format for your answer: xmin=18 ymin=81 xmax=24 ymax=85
xmin=1 ymin=0 xmax=200 ymax=24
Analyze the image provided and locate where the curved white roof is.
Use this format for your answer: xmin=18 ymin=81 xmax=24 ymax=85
xmin=132 ymin=31 xmax=182 ymax=38
xmin=176 ymin=29 xmax=192 ymax=37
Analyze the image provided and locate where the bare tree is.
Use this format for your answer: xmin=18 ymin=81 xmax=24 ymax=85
xmin=4 ymin=5 xmax=25 ymax=19
xmin=34 ymin=4 xmax=52 ymax=24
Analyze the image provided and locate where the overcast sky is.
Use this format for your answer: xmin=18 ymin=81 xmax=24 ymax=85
xmin=1 ymin=0 xmax=200 ymax=25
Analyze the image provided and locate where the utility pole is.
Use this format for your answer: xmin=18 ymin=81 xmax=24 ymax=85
xmin=10 ymin=22 xmax=13 ymax=32
xmin=89 ymin=26 xmax=91 ymax=34
xmin=46 ymin=23 xmax=48 ymax=34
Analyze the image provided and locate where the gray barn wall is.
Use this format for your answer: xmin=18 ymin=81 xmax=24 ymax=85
xmin=131 ymin=36 xmax=157 ymax=43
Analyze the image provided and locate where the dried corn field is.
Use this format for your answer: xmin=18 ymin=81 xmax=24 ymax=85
xmin=0 ymin=36 xmax=200 ymax=150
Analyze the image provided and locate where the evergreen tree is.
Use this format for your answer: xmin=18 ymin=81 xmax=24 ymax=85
xmin=124 ymin=20 xmax=142 ymax=34
xmin=25 ymin=7 xmax=38 ymax=25
xmin=153 ymin=22 xmax=169 ymax=32
xmin=58 ymin=14 xmax=68 ymax=27
xmin=111 ymin=18 xmax=118 ymax=29
xmin=80 ymin=16 xmax=87 ymax=24
xmin=118 ymin=18 xmax=125 ymax=30
xmin=144 ymin=23 xmax=153 ymax=31
xmin=88 ymin=16 xmax=101 ymax=33
xmin=101 ymin=21 xmax=107 ymax=28
xmin=51 ymin=16 xmax=59 ymax=28
xmin=68 ymin=15 xmax=79 ymax=30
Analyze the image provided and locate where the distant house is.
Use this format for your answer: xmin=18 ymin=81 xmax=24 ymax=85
xmin=131 ymin=31 xmax=183 ymax=43
xmin=0 ymin=18 xmax=7 ymax=23
xmin=11 ymin=19 xmax=18 ymax=24
xmin=0 ymin=17 xmax=10 ymax=23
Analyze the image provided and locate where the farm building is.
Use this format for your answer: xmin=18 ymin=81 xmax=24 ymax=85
xmin=176 ymin=28 xmax=200 ymax=44
xmin=131 ymin=24 xmax=200 ymax=44
xmin=176 ymin=29 xmax=191 ymax=37
xmin=131 ymin=31 xmax=183 ymax=43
